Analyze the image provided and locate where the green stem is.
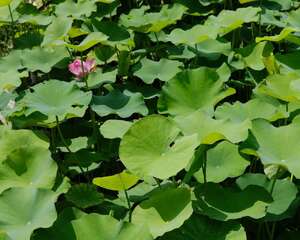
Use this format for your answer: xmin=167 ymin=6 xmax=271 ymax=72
xmin=124 ymin=189 xmax=132 ymax=222
xmin=202 ymin=154 xmax=207 ymax=184
xmin=56 ymin=116 xmax=72 ymax=153
xmin=258 ymin=0 xmax=263 ymax=36
xmin=55 ymin=116 xmax=87 ymax=179
xmin=8 ymin=4 xmax=14 ymax=24
xmin=8 ymin=4 xmax=15 ymax=44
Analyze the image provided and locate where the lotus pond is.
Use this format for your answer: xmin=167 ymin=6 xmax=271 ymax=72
xmin=0 ymin=0 xmax=300 ymax=239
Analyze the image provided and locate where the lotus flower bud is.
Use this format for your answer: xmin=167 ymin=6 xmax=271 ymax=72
xmin=68 ymin=59 xmax=96 ymax=79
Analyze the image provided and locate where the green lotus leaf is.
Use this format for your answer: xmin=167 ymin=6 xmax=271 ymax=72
xmin=0 ymin=0 xmax=11 ymax=7
xmin=91 ymin=89 xmax=148 ymax=118
xmin=96 ymin=0 xmax=114 ymax=3
xmin=174 ymin=111 xmax=250 ymax=144
xmin=134 ymin=58 xmax=183 ymax=84
xmin=66 ymin=32 xmax=109 ymax=52
xmin=0 ymin=69 xmax=22 ymax=94
xmin=239 ymin=0 xmax=256 ymax=3
xmin=18 ymin=14 xmax=53 ymax=26
xmin=140 ymin=187 xmax=191 ymax=221
xmin=256 ymin=27 xmax=297 ymax=43
xmin=83 ymin=68 xmax=117 ymax=89
xmin=288 ymin=8 xmax=300 ymax=29
xmin=91 ymin=19 xmax=132 ymax=48
xmin=0 ymin=0 xmax=20 ymax=22
xmin=0 ymin=127 xmax=57 ymax=193
xmin=20 ymin=80 xmax=92 ymax=122
xmin=93 ymin=170 xmax=139 ymax=191
xmin=256 ymin=72 xmax=300 ymax=102
xmin=119 ymin=4 xmax=186 ymax=33
xmin=21 ymin=46 xmax=68 ymax=73
xmin=276 ymin=50 xmax=300 ymax=71
xmin=195 ymin=39 xmax=231 ymax=56
xmin=55 ymin=0 xmax=97 ymax=18
xmin=65 ymin=183 xmax=104 ymax=209
xmin=160 ymin=214 xmax=247 ymax=240
xmin=42 ymin=16 xmax=73 ymax=47
xmin=132 ymin=186 xmax=193 ymax=237
xmin=241 ymin=42 xmax=268 ymax=71
xmin=158 ymin=68 xmax=236 ymax=116
xmin=60 ymin=137 xmax=89 ymax=152
xmin=237 ymin=173 xmax=298 ymax=219
xmin=0 ymin=50 xmax=23 ymax=72
xmin=215 ymin=98 xmax=287 ymax=123
xmin=194 ymin=141 xmax=249 ymax=183
xmin=205 ymin=7 xmax=261 ymax=36
xmin=165 ymin=24 xmax=218 ymax=46
xmin=0 ymin=231 xmax=11 ymax=240
xmin=97 ymin=0 xmax=120 ymax=18
xmin=251 ymin=118 xmax=300 ymax=179
xmin=72 ymin=213 xmax=153 ymax=240
xmin=0 ymin=187 xmax=59 ymax=240
xmin=33 ymin=208 xmax=152 ymax=240
xmin=119 ymin=115 xmax=198 ymax=179
xmin=194 ymin=183 xmax=273 ymax=220
xmin=100 ymin=120 xmax=133 ymax=139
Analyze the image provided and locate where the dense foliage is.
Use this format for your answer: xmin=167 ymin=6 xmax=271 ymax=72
xmin=1 ymin=0 xmax=300 ymax=239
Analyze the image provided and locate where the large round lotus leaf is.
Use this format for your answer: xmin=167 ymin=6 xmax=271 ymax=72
xmin=0 ymin=187 xmax=59 ymax=240
xmin=205 ymin=7 xmax=261 ymax=36
xmin=92 ymin=89 xmax=148 ymax=118
xmin=158 ymin=68 xmax=236 ymax=116
xmin=119 ymin=4 xmax=186 ymax=33
xmin=165 ymin=24 xmax=218 ymax=46
xmin=100 ymin=120 xmax=133 ymax=139
xmin=55 ymin=0 xmax=97 ymax=18
xmin=0 ymin=127 xmax=57 ymax=193
xmin=21 ymin=46 xmax=68 ymax=73
xmin=119 ymin=115 xmax=198 ymax=179
xmin=194 ymin=141 xmax=249 ymax=183
xmin=174 ymin=111 xmax=250 ymax=144
xmin=21 ymin=80 xmax=92 ymax=122
xmin=251 ymin=118 xmax=300 ymax=178
xmin=134 ymin=58 xmax=183 ymax=84
xmin=71 ymin=213 xmax=153 ymax=240
xmin=160 ymin=214 xmax=247 ymax=240
xmin=93 ymin=171 xmax=139 ymax=191
xmin=42 ymin=16 xmax=73 ymax=47
xmin=215 ymin=98 xmax=287 ymax=123
xmin=132 ymin=187 xmax=193 ymax=238
xmin=256 ymin=72 xmax=300 ymax=103
xmin=194 ymin=183 xmax=273 ymax=220
xmin=237 ymin=173 xmax=298 ymax=219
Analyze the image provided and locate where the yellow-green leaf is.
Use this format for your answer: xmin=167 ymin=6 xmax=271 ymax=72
xmin=93 ymin=171 xmax=139 ymax=191
xmin=0 ymin=0 xmax=11 ymax=7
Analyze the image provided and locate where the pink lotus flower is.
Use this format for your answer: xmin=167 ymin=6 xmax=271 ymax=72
xmin=68 ymin=59 xmax=96 ymax=79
